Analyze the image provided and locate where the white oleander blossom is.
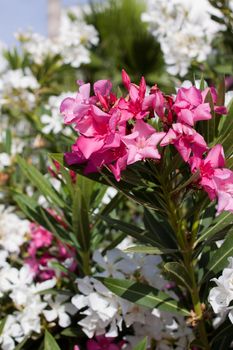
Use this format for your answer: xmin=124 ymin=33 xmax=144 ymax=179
xmin=0 ymin=206 xmax=29 ymax=255
xmin=142 ymin=0 xmax=223 ymax=76
xmin=0 ymin=68 xmax=39 ymax=108
xmin=0 ymin=263 xmax=57 ymax=349
xmin=41 ymin=92 xmax=75 ymax=135
xmin=16 ymin=5 xmax=99 ymax=68
xmin=43 ymin=294 xmax=77 ymax=328
xmin=209 ymin=257 xmax=233 ymax=324
xmin=72 ymin=250 xmax=193 ymax=346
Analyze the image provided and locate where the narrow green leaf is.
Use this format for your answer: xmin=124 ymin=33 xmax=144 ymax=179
xmin=98 ymin=277 xmax=190 ymax=316
xmin=72 ymin=187 xmax=90 ymax=251
xmin=202 ymin=230 xmax=233 ymax=283
xmin=44 ymin=330 xmax=61 ymax=350
xmin=133 ymin=337 xmax=147 ymax=350
xmin=17 ymin=156 xmax=65 ymax=208
xmin=5 ymin=129 xmax=12 ymax=154
xmin=124 ymin=245 xmax=176 ymax=255
xmin=143 ymin=209 xmax=178 ymax=250
xmin=0 ymin=317 xmax=7 ymax=335
xmin=196 ymin=211 xmax=233 ymax=245
xmin=164 ymin=262 xmax=193 ymax=292
xmin=103 ymin=216 xmax=165 ymax=248
xmin=15 ymin=337 xmax=29 ymax=350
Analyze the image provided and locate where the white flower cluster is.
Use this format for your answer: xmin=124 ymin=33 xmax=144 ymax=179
xmin=0 ymin=205 xmax=29 ymax=256
xmin=71 ymin=249 xmax=193 ymax=348
xmin=0 ymin=117 xmax=29 ymax=171
xmin=142 ymin=0 xmax=222 ymax=76
xmin=209 ymin=257 xmax=233 ymax=325
xmin=41 ymin=92 xmax=75 ymax=135
xmin=0 ymin=206 xmax=76 ymax=350
xmin=0 ymin=265 xmax=56 ymax=350
xmin=0 ymin=68 xmax=40 ymax=108
xmin=17 ymin=6 xmax=99 ymax=68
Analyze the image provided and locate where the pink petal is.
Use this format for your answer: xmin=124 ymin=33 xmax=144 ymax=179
xmin=205 ymin=144 xmax=225 ymax=169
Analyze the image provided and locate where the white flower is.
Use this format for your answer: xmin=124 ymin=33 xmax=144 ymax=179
xmin=43 ymin=294 xmax=77 ymax=327
xmin=0 ymin=315 xmax=24 ymax=350
xmin=93 ymin=249 xmax=137 ymax=278
xmin=142 ymin=0 xmax=223 ymax=76
xmin=0 ymin=153 xmax=11 ymax=170
xmin=209 ymin=257 xmax=233 ymax=324
xmin=41 ymin=93 xmax=74 ymax=135
xmin=0 ymin=206 xmax=29 ymax=254
xmin=0 ymin=68 xmax=39 ymax=108
xmin=72 ymin=277 xmax=121 ymax=338
xmin=17 ymin=6 xmax=99 ymax=69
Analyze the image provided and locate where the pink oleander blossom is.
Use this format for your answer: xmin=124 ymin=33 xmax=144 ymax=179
xmin=61 ymin=71 xmax=168 ymax=181
xmin=26 ymin=222 xmax=77 ymax=281
xmin=87 ymin=336 xmax=124 ymax=350
xmin=189 ymin=145 xmax=233 ymax=214
xmin=122 ymin=120 xmax=165 ymax=165
xmin=173 ymin=86 xmax=211 ymax=126
xmin=160 ymin=123 xmax=207 ymax=162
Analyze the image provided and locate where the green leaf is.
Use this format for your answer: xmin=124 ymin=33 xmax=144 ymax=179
xmin=17 ymin=156 xmax=65 ymax=208
xmin=72 ymin=186 xmax=90 ymax=252
xmin=202 ymin=230 xmax=233 ymax=283
xmin=163 ymin=262 xmax=193 ymax=292
xmin=14 ymin=337 xmax=29 ymax=350
xmin=44 ymin=330 xmax=61 ymax=350
xmin=196 ymin=211 xmax=233 ymax=245
xmin=133 ymin=337 xmax=147 ymax=350
xmin=98 ymin=277 xmax=190 ymax=316
xmin=143 ymin=209 xmax=178 ymax=250
xmin=0 ymin=317 xmax=7 ymax=335
xmin=4 ymin=129 xmax=12 ymax=154
xmin=103 ymin=216 xmax=167 ymax=248
xmin=124 ymin=245 xmax=176 ymax=255
xmin=211 ymin=320 xmax=233 ymax=347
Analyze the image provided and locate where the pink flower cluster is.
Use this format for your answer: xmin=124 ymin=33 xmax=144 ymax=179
xmin=26 ymin=222 xmax=76 ymax=281
xmin=61 ymin=71 xmax=233 ymax=214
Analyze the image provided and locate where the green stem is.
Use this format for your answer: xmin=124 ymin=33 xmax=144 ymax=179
xmin=166 ymin=193 xmax=210 ymax=349
xmin=81 ymin=251 xmax=91 ymax=275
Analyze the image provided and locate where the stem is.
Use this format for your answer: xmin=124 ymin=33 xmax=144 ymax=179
xmin=165 ymin=191 xmax=210 ymax=349
xmin=81 ymin=251 xmax=91 ymax=275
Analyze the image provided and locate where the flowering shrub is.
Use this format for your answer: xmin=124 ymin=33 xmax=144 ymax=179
xmin=1 ymin=1 xmax=233 ymax=350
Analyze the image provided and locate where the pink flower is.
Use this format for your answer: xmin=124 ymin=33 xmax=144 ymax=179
xmin=202 ymin=87 xmax=227 ymax=115
xmin=28 ymin=223 xmax=53 ymax=256
xmin=173 ymin=86 xmax=211 ymax=126
xmin=189 ymin=144 xmax=225 ymax=200
xmin=122 ymin=120 xmax=165 ymax=165
xmin=74 ymin=346 xmax=80 ymax=350
xmin=189 ymin=145 xmax=233 ymax=214
xmin=60 ymin=82 xmax=94 ymax=125
xmin=212 ymin=168 xmax=233 ymax=214
xmin=160 ymin=123 xmax=207 ymax=162
xmin=87 ymin=336 xmax=123 ymax=350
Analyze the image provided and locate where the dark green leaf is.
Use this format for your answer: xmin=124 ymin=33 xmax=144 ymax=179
xmin=98 ymin=277 xmax=190 ymax=316
xmin=164 ymin=262 xmax=193 ymax=291
xmin=17 ymin=156 xmax=65 ymax=208
xmin=202 ymin=230 xmax=233 ymax=283
xmin=196 ymin=211 xmax=233 ymax=245
xmin=72 ymin=186 xmax=91 ymax=252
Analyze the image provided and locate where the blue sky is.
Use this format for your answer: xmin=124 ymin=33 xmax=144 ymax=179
xmin=0 ymin=0 xmax=87 ymax=45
